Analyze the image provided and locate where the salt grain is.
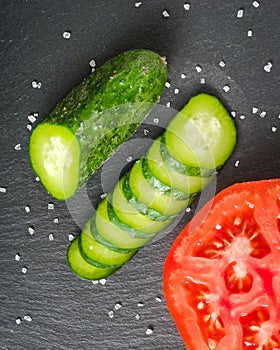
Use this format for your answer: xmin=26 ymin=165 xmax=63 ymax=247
xmin=186 ymin=207 xmax=191 ymax=213
xmin=260 ymin=111 xmax=266 ymax=118
xmin=99 ymin=278 xmax=107 ymax=285
xmin=240 ymin=115 xmax=246 ymax=120
xmin=235 ymin=160 xmax=240 ymax=167
xmin=146 ymin=326 xmax=154 ymax=335
xmin=165 ymin=81 xmax=171 ymax=88
xmin=22 ymin=267 xmax=27 ymax=274
xmin=114 ymin=303 xmax=122 ymax=310
xmin=31 ymin=80 xmax=42 ymax=89
xmin=28 ymin=114 xmax=37 ymax=123
xmin=174 ymin=88 xmax=179 ymax=94
xmin=63 ymin=31 xmax=71 ymax=39
xmin=231 ymin=111 xmax=237 ymax=117
xmin=138 ymin=302 xmax=144 ymax=307
xmin=53 ymin=217 xmax=59 ymax=224
xmin=200 ymin=78 xmax=206 ymax=84
xmin=27 ymin=124 xmax=32 ymax=131
xmin=264 ymin=61 xmax=273 ymax=73
xmin=135 ymin=2 xmax=142 ymax=7
xmin=0 ymin=187 xmax=7 ymax=193
xmin=15 ymin=143 xmax=21 ymax=151
xmin=100 ymin=193 xmax=107 ymax=199
xmin=135 ymin=313 xmax=140 ymax=320
xmin=215 ymin=224 xmax=222 ymax=230
xmin=28 ymin=226 xmax=35 ymax=235
xmin=108 ymin=310 xmax=114 ymax=318
xmin=68 ymin=234 xmax=75 ymax=241
xmin=35 ymin=176 xmax=40 ymax=182
xmin=143 ymin=129 xmax=149 ymax=136
xmin=272 ymin=126 xmax=277 ymax=132
xmin=48 ymin=233 xmax=54 ymax=241
xmin=92 ymin=280 xmax=99 ymax=285
xmin=223 ymin=85 xmax=230 ymax=93
xmin=126 ymin=156 xmax=133 ymax=162
xmin=195 ymin=65 xmax=202 ymax=73
xmin=252 ymin=107 xmax=259 ymax=114
xmin=23 ymin=315 xmax=32 ymax=322
xmin=48 ymin=203 xmax=54 ymax=210
xmin=247 ymin=30 xmax=253 ymax=37
xmin=15 ymin=254 xmax=21 ymax=262
xmin=237 ymin=9 xmax=244 ymax=18
xmin=219 ymin=60 xmax=226 ymax=68
xmin=89 ymin=59 xmax=96 ymax=68
xmin=181 ymin=73 xmax=187 ymax=79
xmin=155 ymin=296 xmax=162 ymax=302
xmin=166 ymin=102 xmax=171 ymax=108
xmin=162 ymin=10 xmax=170 ymax=18
xmin=252 ymin=1 xmax=260 ymax=8
xmin=25 ymin=206 xmax=30 ymax=213
xmin=153 ymin=117 xmax=159 ymax=124
xmin=15 ymin=318 xmax=21 ymax=325
xmin=183 ymin=3 xmax=190 ymax=11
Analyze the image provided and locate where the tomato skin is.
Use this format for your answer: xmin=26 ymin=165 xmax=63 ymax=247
xmin=164 ymin=179 xmax=280 ymax=350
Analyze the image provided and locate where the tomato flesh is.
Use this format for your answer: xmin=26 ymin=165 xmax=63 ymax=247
xmin=164 ymin=179 xmax=280 ymax=350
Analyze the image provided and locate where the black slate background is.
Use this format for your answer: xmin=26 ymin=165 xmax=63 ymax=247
xmin=1 ymin=1 xmax=280 ymax=349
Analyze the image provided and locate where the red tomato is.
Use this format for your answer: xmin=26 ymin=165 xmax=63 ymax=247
xmin=164 ymin=179 xmax=280 ymax=350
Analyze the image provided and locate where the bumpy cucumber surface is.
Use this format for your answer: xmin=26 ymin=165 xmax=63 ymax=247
xmin=68 ymin=93 xmax=237 ymax=280
xmin=30 ymin=49 xmax=167 ymax=200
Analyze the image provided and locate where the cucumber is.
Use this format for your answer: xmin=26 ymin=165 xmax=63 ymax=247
xmin=129 ymin=159 xmax=192 ymax=216
xmin=79 ymin=221 xmax=137 ymax=268
xmin=111 ymin=177 xmax=173 ymax=233
xmin=68 ymin=93 xmax=237 ymax=280
xmin=94 ymin=198 xmax=155 ymax=250
xmin=147 ymin=137 xmax=214 ymax=194
xmin=164 ymin=93 xmax=236 ymax=170
xmin=67 ymin=237 xmax=119 ymax=280
xmin=29 ymin=49 xmax=167 ymax=200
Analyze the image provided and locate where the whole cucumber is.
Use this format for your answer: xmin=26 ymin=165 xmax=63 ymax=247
xmin=29 ymin=49 xmax=167 ymax=200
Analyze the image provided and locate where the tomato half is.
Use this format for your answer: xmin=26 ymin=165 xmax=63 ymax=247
xmin=164 ymin=179 xmax=280 ymax=350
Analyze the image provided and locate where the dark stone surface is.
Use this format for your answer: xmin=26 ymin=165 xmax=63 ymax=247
xmin=1 ymin=1 xmax=279 ymax=349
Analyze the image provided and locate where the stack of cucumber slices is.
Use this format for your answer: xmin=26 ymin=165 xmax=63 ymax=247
xmin=67 ymin=93 xmax=237 ymax=280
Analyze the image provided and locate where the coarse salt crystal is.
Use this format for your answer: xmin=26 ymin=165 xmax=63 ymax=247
xmin=219 ymin=60 xmax=226 ymax=68
xmin=153 ymin=117 xmax=159 ymax=124
xmin=235 ymin=160 xmax=240 ymax=167
xmin=99 ymin=278 xmax=107 ymax=285
xmin=91 ymin=280 xmax=99 ymax=285
xmin=135 ymin=2 xmax=142 ymax=7
xmin=264 ymin=61 xmax=273 ymax=72
xmin=0 ymin=187 xmax=7 ymax=193
xmin=135 ymin=313 xmax=140 ymax=320
xmin=195 ymin=65 xmax=202 ymax=73
xmin=32 ymin=80 xmax=42 ymax=89
xmin=15 ymin=253 xmax=21 ymax=261
xmin=181 ymin=73 xmax=187 ymax=79
xmin=252 ymin=1 xmax=259 ymax=8
xmin=25 ymin=205 xmax=30 ymax=213
xmin=127 ymin=156 xmax=133 ymax=162
xmin=53 ymin=217 xmax=59 ymax=224
xmin=216 ymin=224 xmax=222 ymax=230
xmin=100 ymin=193 xmax=107 ymax=199
xmin=143 ymin=129 xmax=149 ymax=136
xmin=223 ymin=85 xmax=230 ymax=93
xmin=22 ymin=267 xmax=27 ymax=274
xmin=174 ymin=88 xmax=179 ymax=94
xmin=247 ymin=30 xmax=253 ymax=37
xmin=183 ymin=3 xmax=190 ymax=11
xmin=108 ymin=310 xmax=114 ymax=318
xmin=186 ymin=207 xmax=191 ymax=213
xmin=63 ymin=31 xmax=71 ymax=39
xmin=114 ymin=303 xmax=122 ymax=310
xmin=155 ymin=296 xmax=162 ymax=302
xmin=138 ymin=302 xmax=144 ymax=307
xmin=23 ymin=315 xmax=32 ymax=322
xmin=237 ymin=9 xmax=244 ymax=18
xmin=28 ymin=226 xmax=35 ymax=235
xmin=260 ymin=111 xmax=266 ymax=118
xmin=28 ymin=114 xmax=37 ymax=123
xmin=166 ymin=102 xmax=171 ymax=108
xmin=15 ymin=143 xmax=21 ymax=151
xmin=15 ymin=318 xmax=21 ymax=325
xmin=89 ymin=59 xmax=96 ymax=68
xmin=68 ymin=234 xmax=75 ymax=241
xmin=146 ymin=327 xmax=154 ymax=335
xmin=48 ymin=203 xmax=54 ymax=210
xmin=272 ymin=126 xmax=277 ymax=132
xmin=162 ymin=10 xmax=170 ymax=18
xmin=165 ymin=81 xmax=171 ymax=88
xmin=231 ymin=111 xmax=237 ymax=117
xmin=49 ymin=233 xmax=54 ymax=241
xmin=252 ymin=107 xmax=258 ymax=114
xmin=27 ymin=124 xmax=32 ymax=131
xmin=240 ymin=115 xmax=246 ymax=120
xmin=200 ymin=78 xmax=206 ymax=84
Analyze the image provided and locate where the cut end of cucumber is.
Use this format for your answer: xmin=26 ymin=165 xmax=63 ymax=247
xmin=165 ymin=93 xmax=237 ymax=170
xmin=29 ymin=123 xmax=80 ymax=200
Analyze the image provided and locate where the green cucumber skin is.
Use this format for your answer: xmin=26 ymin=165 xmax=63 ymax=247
xmin=68 ymin=93 xmax=237 ymax=280
xmin=41 ymin=49 xmax=167 ymax=186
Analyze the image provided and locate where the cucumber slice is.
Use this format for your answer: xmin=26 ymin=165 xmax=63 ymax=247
xmin=95 ymin=198 xmax=155 ymax=250
xmin=164 ymin=93 xmax=237 ymax=169
xmin=111 ymin=177 xmax=173 ymax=234
xmin=30 ymin=49 xmax=167 ymax=200
xmin=129 ymin=159 xmax=192 ymax=216
xmin=147 ymin=137 xmax=214 ymax=194
xmin=79 ymin=221 xmax=138 ymax=268
xmin=67 ymin=237 xmax=118 ymax=280
xmin=122 ymin=173 xmax=174 ymax=221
